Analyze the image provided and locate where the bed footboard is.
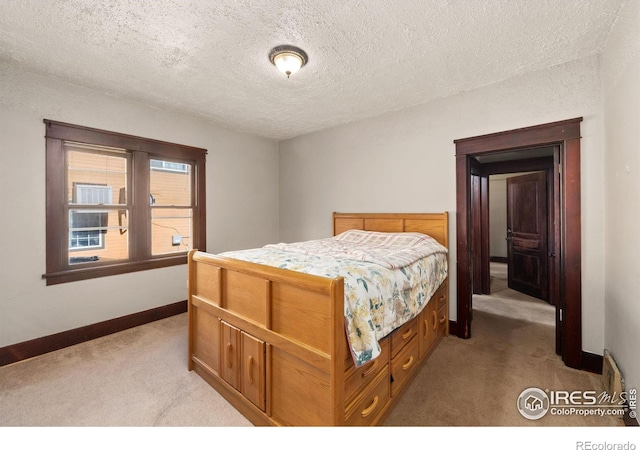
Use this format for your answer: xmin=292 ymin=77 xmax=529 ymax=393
xmin=188 ymin=250 xmax=348 ymax=426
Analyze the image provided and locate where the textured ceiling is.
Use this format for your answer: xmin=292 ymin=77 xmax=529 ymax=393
xmin=0 ymin=0 xmax=624 ymax=140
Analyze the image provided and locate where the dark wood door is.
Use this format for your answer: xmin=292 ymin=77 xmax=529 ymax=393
xmin=507 ymin=172 xmax=548 ymax=301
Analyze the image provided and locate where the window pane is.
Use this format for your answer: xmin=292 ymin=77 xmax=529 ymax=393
xmin=151 ymin=208 xmax=193 ymax=255
xmin=67 ymin=146 xmax=127 ymax=206
xmin=69 ymin=209 xmax=129 ymax=265
xmin=150 ymin=159 xmax=191 ymax=206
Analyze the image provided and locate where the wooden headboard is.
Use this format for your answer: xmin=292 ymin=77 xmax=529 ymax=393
xmin=332 ymin=212 xmax=449 ymax=248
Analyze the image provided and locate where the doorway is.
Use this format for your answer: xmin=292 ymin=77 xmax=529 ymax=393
xmin=486 ymin=165 xmax=554 ymax=303
xmin=454 ymin=118 xmax=583 ymax=369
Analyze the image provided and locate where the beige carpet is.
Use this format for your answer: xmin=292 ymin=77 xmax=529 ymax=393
xmin=472 ymin=262 xmax=555 ymax=327
xmin=0 ymin=313 xmax=251 ymax=427
xmin=0 ymin=265 xmax=622 ymax=428
xmin=384 ymin=263 xmax=621 ymax=427
xmin=384 ymin=310 xmax=618 ymax=426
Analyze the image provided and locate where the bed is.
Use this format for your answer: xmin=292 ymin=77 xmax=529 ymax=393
xmin=187 ymin=212 xmax=449 ymax=426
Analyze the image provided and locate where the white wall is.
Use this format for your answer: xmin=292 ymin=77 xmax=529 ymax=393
xmin=489 ymin=176 xmax=508 ymax=259
xmin=279 ymin=55 xmax=606 ymax=354
xmin=602 ymin=0 xmax=640 ymax=397
xmin=0 ymin=62 xmax=280 ymax=348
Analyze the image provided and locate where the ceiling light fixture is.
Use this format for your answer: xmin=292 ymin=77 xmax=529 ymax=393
xmin=269 ymin=45 xmax=308 ymax=78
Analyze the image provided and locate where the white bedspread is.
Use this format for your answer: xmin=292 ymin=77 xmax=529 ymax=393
xmin=265 ymin=229 xmax=447 ymax=269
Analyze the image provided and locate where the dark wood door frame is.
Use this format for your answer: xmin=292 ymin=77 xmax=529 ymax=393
xmin=471 ymin=174 xmax=482 ymax=294
xmin=470 ymin=168 xmax=490 ymax=296
xmin=454 ymin=118 xmax=583 ymax=369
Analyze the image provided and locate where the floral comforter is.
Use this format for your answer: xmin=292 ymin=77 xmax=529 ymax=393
xmin=220 ymin=232 xmax=448 ymax=367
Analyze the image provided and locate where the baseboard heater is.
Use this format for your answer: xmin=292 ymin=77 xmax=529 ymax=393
xmin=603 ymin=349 xmax=639 ymax=426
xmin=602 ymin=349 xmax=624 ymax=397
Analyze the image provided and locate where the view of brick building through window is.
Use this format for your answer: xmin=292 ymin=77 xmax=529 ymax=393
xmin=67 ymin=146 xmax=193 ymax=265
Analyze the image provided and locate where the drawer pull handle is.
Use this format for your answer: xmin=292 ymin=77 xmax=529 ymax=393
xmin=402 ymin=356 xmax=414 ymax=370
xmin=226 ymin=343 xmax=233 ymax=368
xmin=248 ymin=356 xmax=254 ymax=384
xmin=424 ymin=319 xmax=428 ymax=339
xmin=439 ymin=315 xmax=446 ymax=324
xmin=401 ymin=329 xmax=413 ymax=340
xmin=432 ymin=311 xmax=437 ymax=330
xmin=362 ymin=360 xmax=378 ymax=378
xmin=361 ymin=395 xmax=379 ymax=418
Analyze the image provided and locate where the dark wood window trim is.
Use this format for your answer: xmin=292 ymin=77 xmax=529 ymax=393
xmin=43 ymin=120 xmax=207 ymax=285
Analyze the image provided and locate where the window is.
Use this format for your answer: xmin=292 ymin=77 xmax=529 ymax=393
xmin=150 ymin=159 xmax=189 ymax=173
xmin=69 ymin=211 xmax=107 ymax=251
xmin=44 ymin=120 xmax=206 ymax=285
xmin=69 ymin=184 xmax=112 ymax=252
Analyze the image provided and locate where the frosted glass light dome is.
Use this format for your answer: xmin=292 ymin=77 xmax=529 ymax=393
xmin=269 ymin=45 xmax=308 ymax=78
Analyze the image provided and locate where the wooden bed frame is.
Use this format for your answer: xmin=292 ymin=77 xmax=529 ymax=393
xmin=187 ymin=212 xmax=449 ymax=426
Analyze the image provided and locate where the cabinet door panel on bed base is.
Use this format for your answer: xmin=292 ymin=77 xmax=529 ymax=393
xmin=201 ymin=319 xmax=268 ymax=413
xmin=221 ymin=321 xmax=240 ymax=390
xmin=242 ymin=332 xmax=266 ymax=411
